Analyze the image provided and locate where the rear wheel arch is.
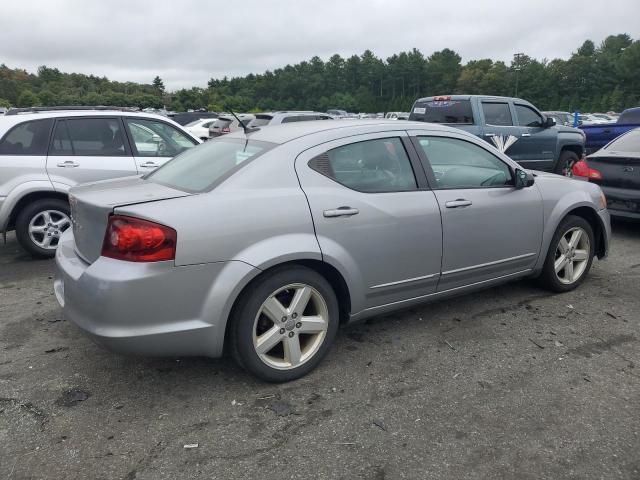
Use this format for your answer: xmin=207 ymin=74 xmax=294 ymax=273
xmin=8 ymin=190 xmax=69 ymax=231
xmin=224 ymin=259 xmax=352 ymax=353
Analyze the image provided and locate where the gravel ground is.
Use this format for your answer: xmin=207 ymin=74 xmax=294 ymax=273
xmin=1 ymin=222 xmax=639 ymax=480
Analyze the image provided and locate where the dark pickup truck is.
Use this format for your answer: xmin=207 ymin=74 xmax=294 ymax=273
xmin=581 ymin=107 xmax=640 ymax=155
xmin=409 ymin=95 xmax=586 ymax=175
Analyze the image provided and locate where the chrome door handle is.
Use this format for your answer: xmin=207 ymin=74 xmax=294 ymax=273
xmin=140 ymin=162 xmax=159 ymax=168
xmin=56 ymin=161 xmax=79 ymax=168
xmin=445 ymin=199 xmax=472 ymax=208
xmin=323 ymin=207 xmax=359 ymax=218
xmin=521 ymin=133 xmax=531 ymax=137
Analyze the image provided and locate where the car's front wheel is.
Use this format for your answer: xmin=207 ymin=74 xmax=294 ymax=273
xmin=539 ymin=215 xmax=595 ymax=292
xmin=555 ymin=150 xmax=579 ymax=177
xmin=230 ymin=266 xmax=339 ymax=382
xmin=15 ymin=198 xmax=71 ymax=259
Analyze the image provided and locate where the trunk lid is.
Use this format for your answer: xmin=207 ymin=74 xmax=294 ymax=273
xmin=587 ymin=152 xmax=640 ymax=190
xmin=69 ymin=176 xmax=191 ymax=263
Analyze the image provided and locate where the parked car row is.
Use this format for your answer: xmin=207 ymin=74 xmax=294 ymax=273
xmin=580 ymin=107 xmax=640 ymax=155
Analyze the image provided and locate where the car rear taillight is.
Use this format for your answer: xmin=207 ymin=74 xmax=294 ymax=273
xmin=222 ymin=127 xmax=230 ymax=133
xmin=101 ymin=215 xmax=176 ymax=262
xmin=572 ymin=159 xmax=603 ymax=180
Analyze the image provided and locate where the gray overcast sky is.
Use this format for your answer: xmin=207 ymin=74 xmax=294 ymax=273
xmin=1 ymin=0 xmax=639 ymax=90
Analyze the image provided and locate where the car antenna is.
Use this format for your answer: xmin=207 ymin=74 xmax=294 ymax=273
xmin=224 ymin=106 xmax=259 ymax=134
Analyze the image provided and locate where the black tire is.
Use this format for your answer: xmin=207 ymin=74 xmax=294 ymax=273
xmin=554 ymin=150 xmax=579 ymax=177
xmin=538 ymin=215 xmax=595 ymax=293
xmin=15 ymin=198 xmax=71 ymax=259
xmin=229 ymin=266 xmax=339 ymax=382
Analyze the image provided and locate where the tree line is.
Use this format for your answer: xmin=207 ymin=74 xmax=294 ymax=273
xmin=1 ymin=33 xmax=638 ymax=114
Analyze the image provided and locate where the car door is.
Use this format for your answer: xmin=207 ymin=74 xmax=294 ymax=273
xmin=46 ymin=117 xmax=138 ymax=187
xmin=478 ymin=100 xmax=527 ymax=163
xmin=409 ymin=130 xmax=543 ymax=291
xmin=512 ymin=103 xmax=557 ymax=170
xmin=122 ymin=117 xmax=198 ymax=172
xmin=295 ymin=131 xmax=443 ymax=313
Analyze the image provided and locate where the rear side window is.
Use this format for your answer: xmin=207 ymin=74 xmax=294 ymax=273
xmin=0 ymin=119 xmax=53 ymax=155
xmin=147 ymin=138 xmax=274 ymax=192
xmin=309 ymin=137 xmax=417 ymax=193
xmin=607 ymin=130 xmax=640 ymax=152
xmin=59 ymin=118 xmax=127 ymax=156
xmin=410 ymin=100 xmax=474 ymax=124
xmin=515 ymin=105 xmax=543 ymax=127
xmin=482 ymin=102 xmax=513 ymax=126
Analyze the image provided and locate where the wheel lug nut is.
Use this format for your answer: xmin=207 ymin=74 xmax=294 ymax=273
xmin=296 ymin=322 xmax=302 ymax=328
xmin=281 ymin=316 xmax=287 ymax=322
xmin=291 ymin=312 xmax=298 ymax=319
xmin=279 ymin=328 xmax=285 ymax=334
xmin=288 ymin=332 xmax=295 ymax=338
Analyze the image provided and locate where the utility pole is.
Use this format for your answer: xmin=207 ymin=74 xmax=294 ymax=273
xmin=514 ymin=52 xmax=524 ymax=97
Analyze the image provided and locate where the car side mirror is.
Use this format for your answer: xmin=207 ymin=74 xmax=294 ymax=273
xmin=515 ymin=168 xmax=535 ymax=188
xmin=542 ymin=116 xmax=556 ymax=128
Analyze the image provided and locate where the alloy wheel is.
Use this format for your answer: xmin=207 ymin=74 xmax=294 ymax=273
xmin=28 ymin=210 xmax=71 ymax=250
xmin=252 ymin=283 xmax=329 ymax=370
xmin=554 ymin=227 xmax=590 ymax=284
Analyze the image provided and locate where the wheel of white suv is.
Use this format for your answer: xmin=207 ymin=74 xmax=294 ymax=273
xmin=15 ymin=198 xmax=71 ymax=259
xmin=230 ymin=266 xmax=339 ymax=382
xmin=539 ymin=215 xmax=595 ymax=292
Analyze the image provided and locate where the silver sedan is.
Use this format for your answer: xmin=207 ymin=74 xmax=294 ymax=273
xmin=55 ymin=120 xmax=611 ymax=382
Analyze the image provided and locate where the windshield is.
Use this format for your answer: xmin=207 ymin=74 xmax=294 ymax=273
xmin=185 ymin=119 xmax=204 ymax=127
xmin=248 ymin=115 xmax=273 ymax=127
xmin=607 ymin=130 xmax=640 ymax=153
xmin=147 ymin=138 xmax=275 ymax=192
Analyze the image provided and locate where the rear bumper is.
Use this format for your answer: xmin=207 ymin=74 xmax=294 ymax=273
xmin=601 ymin=185 xmax=640 ymax=219
xmin=55 ymin=230 xmax=258 ymax=358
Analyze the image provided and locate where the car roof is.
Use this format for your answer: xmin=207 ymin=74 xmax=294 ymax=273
xmin=0 ymin=109 xmax=183 ymax=131
xmin=224 ymin=119 xmax=468 ymax=145
xmin=414 ymin=94 xmax=535 ymax=107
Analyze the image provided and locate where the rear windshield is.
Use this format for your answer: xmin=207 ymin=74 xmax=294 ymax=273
xmin=409 ymin=100 xmax=474 ymax=124
xmin=619 ymin=110 xmax=640 ymax=124
xmin=248 ymin=115 xmax=273 ymax=127
xmin=607 ymin=130 xmax=640 ymax=153
xmin=213 ymin=118 xmax=232 ymax=129
xmin=147 ymin=138 xmax=275 ymax=192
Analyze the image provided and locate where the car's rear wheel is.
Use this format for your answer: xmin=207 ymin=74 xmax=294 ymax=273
xmin=15 ymin=198 xmax=71 ymax=259
xmin=555 ymin=150 xmax=579 ymax=177
xmin=539 ymin=215 xmax=595 ymax=292
xmin=230 ymin=266 xmax=339 ymax=382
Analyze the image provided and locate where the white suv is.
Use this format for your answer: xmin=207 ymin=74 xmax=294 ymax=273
xmin=0 ymin=107 xmax=200 ymax=257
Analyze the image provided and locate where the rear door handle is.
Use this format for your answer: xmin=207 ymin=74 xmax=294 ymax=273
xmin=521 ymin=133 xmax=531 ymax=137
xmin=56 ymin=160 xmax=79 ymax=168
xmin=445 ymin=199 xmax=472 ymax=208
xmin=140 ymin=161 xmax=159 ymax=168
xmin=323 ymin=207 xmax=359 ymax=217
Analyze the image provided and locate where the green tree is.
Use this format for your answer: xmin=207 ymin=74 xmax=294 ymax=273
xmin=17 ymin=90 xmax=39 ymax=107
xmin=152 ymin=76 xmax=165 ymax=95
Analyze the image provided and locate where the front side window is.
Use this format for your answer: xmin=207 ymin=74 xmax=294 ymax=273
xmin=515 ymin=105 xmax=543 ymax=127
xmin=125 ymin=118 xmax=197 ymax=157
xmin=147 ymin=138 xmax=274 ymax=192
xmin=55 ymin=118 xmax=127 ymax=156
xmin=417 ymin=136 xmax=512 ymax=189
xmin=0 ymin=119 xmax=53 ymax=155
xmin=482 ymin=102 xmax=513 ymax=126
xmin=309 ymin=137 xmax=417 ymax=192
